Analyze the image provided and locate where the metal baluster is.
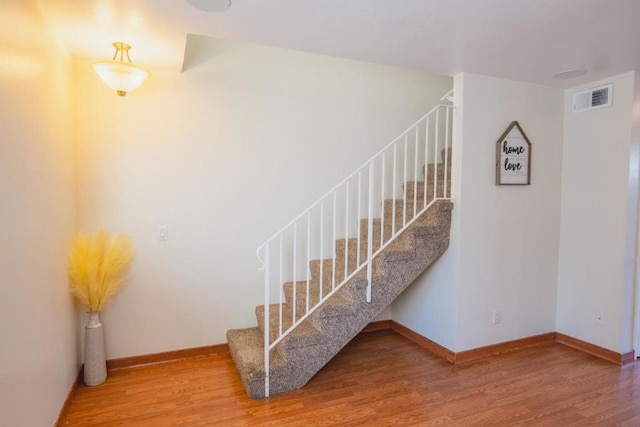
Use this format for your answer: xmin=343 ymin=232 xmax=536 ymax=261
xmin=319 ymin=201 xmax=324 ymax=301
xmin=357 ymin=172 xmax=362 ymax=268
xmin=306 ymin=212 xmax=311 ymax=314
xmin=434 ymin=108 xmax=440 ymax=199
xmin=263 ymin=244 xmax=270 ymax=398
xmin=444 ymin=107 xmax=450 ymax=198
xmin=392 ymin=144 xmax=397 ymax=236
xmin=381 ymin=152 xmax=386 ymax=246
xmin=414 ymin=127 xmax=419 ymax=218
xmin=366 ymin=162 xmax=374 ymax=303
xmin=345 ymin=182 xmax=349 ymax=280
xmin=332 ymin=192 xmax=336 ymax=291
xmin=292 ymin=223 xmax=297 ymax=324
xmin=279 ymin=235 xmax=283 ymax=337
xmin=403 ymin=135 xmax=408 ymax=227
xmin=424 ymin=118 xmax=429 ymax=207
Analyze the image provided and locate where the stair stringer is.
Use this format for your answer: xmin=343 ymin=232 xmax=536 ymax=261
xmin=227 ymin=200 xmax=453 ymax=398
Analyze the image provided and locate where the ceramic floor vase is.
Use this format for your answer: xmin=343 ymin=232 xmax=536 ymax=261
xmin=84 ymin=312 xmax=107 ymax=386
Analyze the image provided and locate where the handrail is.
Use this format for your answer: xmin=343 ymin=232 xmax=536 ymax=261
xmin=256 ymin=102 xmax=451 ymax=261
xmin=257 ymin=91 xmax=454 ymax=397
xmin=440 ymin=88 xmax=454 ymax=102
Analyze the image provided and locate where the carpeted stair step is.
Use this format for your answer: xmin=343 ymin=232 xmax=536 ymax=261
xmin=255 ymin=302 xmax=324 ymax=347
xmin=308 ymin=257 xmax=361 ymax=286
xmin=423 ymin=161 xmax=451 ymax=177
xmin=403 ymin=180 xmax=447 ymax=202
xmin=358 ymin=218 xmax=394 ymax=249
xmin=383 ymin=199 xmax=433 ymax=226
xmin=281 ymin=276 xmax=353 ymax=317
xmin=226 ymin=326 xmax=288 ymax=396
xmin=282 ymin=279 xmax=334 ymax=313
xmin=437 ymin=147 xmax=452 ymax=163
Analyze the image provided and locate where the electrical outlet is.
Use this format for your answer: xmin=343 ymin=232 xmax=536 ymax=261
xmin=159 ymin=226 xmax=169 ymax=241
xmin=492 ymin=309 xmax=502 ymax=325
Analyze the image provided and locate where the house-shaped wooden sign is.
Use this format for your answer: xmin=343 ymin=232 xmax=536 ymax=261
xmin=495 ymin=121 xmax=531 ymax=185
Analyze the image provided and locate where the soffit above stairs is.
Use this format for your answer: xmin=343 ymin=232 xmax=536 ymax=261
xmin=38 ymin=0 xmax=640 ymax=86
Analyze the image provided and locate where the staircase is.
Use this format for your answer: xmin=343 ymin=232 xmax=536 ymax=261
xmin=227 ymin=101 xmax=454 ymax=399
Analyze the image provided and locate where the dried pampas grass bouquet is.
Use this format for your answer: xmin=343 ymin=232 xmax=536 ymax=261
xmin=68 ymin=230 xmax=134 ymax=313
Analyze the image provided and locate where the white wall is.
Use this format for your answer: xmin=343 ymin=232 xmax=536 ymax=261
xmin=394 ymin=73 xmax=564 ymax=352
xmin=557 ymin=72 xmax=639 ymax=353
xmin=391 ymin=81 xmax=463 ymax=350
xmin=75 ymin=35 xmax=452 ymax=358
xmin=0 ymin=1 xmax=78 ymax=425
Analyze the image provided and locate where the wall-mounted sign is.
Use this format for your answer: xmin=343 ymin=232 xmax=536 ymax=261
xmin=495 ymin=121 xmax=531 ymax=185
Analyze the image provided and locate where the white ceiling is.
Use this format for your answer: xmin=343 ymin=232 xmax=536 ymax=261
xmin=40 ymin=0 xmax=640 ymax=88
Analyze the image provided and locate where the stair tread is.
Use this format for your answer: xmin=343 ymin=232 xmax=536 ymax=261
xmin=255 ymin=302 xmax=323 ymax=345
xmin=226 ymin=326 xmax=286 ymax=373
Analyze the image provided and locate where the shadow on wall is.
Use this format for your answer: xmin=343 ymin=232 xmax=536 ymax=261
xmin=182 ymin=34 xmax=235 ymax=71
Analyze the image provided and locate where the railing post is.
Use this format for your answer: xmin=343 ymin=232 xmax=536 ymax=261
xmin=366 ymin=161 xmax=374 ymax=303
xmin=263 ymin=244 xmax=270 ymax=398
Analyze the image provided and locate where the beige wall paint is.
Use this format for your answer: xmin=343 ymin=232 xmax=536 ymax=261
xmin=74 ymin=35 xmax=452 ymax=359
xmin=0 ymin=1 xmax=79 ymax=425
xmin=394 ymin=73 xmax=564 ymax=352
xmin=557 ymin=72 xmax=639 ymax=353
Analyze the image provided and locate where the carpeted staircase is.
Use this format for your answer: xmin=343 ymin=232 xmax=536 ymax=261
xmin=228 ymin=148 xmax=453 ymax=399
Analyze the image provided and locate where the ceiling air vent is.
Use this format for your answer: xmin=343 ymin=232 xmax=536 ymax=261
xmin=572 ymin=83 xmax=613 ymax=113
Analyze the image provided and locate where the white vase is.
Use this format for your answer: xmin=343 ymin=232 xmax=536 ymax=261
xmin=84 ymin=312 xmax=107 ymax=386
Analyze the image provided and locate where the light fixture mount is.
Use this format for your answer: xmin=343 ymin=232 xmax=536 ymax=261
xmin=112 ymin=42 xmax=131 ymax=62
xmin=91 ymin=41 xmax=151 ymax=96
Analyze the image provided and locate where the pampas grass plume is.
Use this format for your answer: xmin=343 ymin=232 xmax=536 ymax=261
xmin=68 ymin=230 xmax=134 ymax=312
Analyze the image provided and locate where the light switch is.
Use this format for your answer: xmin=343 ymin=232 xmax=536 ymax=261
xmin=159 ymin=226 xmax=169 ymax=241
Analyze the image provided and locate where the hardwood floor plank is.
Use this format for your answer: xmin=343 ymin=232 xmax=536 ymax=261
xmin=60 ymin=330 xmax=640 ymax=426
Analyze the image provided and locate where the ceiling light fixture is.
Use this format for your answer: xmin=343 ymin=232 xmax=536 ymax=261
xmin=91 ymin=42 xmax=151 ymax=96
xmin=554 ymin=69 xmax=588 ymax=80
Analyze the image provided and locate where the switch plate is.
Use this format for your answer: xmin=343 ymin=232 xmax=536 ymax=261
xmin=159 ymin=226 xmax=169 ymax=241
xmin=492 ymin=309 xmax=502 ymax=325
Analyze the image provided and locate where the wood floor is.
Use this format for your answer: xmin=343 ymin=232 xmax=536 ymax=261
xmin=60 ymin=330 xmax=640 ymax=426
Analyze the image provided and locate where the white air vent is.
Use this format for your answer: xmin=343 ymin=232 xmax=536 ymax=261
xmin=572 ymin=83 xmax=613 ymax=113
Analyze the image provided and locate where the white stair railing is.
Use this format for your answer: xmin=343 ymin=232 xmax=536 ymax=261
xmin=256 ymin=95 xmax=454 ymax=397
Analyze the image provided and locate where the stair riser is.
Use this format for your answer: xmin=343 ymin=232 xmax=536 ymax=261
xmin=256 ymin=303 xmax=324 ymax=347
xmin=403 ymin=181 xmax=448 ymax=201
xmin=282 ymin=279 xmax=338 ymax=315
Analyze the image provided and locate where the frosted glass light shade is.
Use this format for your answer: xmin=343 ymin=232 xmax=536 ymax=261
xmin=91 ymin=60 xmax=150 ymax=96
xmin=91 ymin=43 xmax=150 ymax=96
